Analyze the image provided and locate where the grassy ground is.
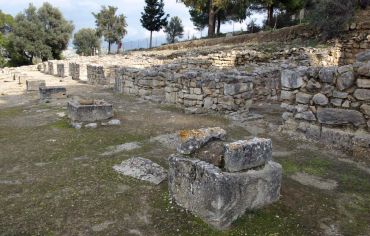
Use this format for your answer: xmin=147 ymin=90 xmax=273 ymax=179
xmin=0 ymin=90 xmax=369 ymax=236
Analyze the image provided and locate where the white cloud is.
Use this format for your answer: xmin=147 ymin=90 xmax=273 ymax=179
xmin=0 ymin=0 xmax=266 ymax=43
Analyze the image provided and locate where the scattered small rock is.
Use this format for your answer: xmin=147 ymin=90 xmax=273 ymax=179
xmin=0 ymin=180 xmax=21 ymax=185
xmin=85 ymin=123 xmax=97 ymax=129
xmin=101 ymin=142 xmax=141 ymax=156
xmin=71 ymin=122 xmax=82 ymax=129
xmin=91 ymin=221 xmax=115 ymax=232
xmin=150 ymin=133 xmax=180 ymax=148
xmin=107 ymin=119 xmax=121 ymax=126
xmin=113 ymin=157 xmax=167 ymax=185
xmin=56 ymin=112 xmax=66 ymax=118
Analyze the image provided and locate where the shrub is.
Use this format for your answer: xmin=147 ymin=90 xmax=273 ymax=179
xmin=308 ymin=0 xmax=356 ymax=39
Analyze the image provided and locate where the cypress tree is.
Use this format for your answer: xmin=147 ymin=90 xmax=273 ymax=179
xmin=140 ymin=0 xmax=168 ymax=48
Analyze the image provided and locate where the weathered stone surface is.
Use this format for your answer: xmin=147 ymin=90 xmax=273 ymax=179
xmin=280 ymin=90 xmax=295 ymax=100
xmin=332 ymin=90 xmax=348 ymax=99
xmin=330 ymin=98 xmax=343 ymax=107
xmin=297 ymin=122 xmax=321 ymax=140
xmin=356 ymin=79 xmax=370 ymax=88
xmin=354 ymin=89 xmax=370 ymax=101
xmin=357 ymin=62 xmax=370 ymax=77
xmin=101 ymin=142 xmax=141 ymax=156
xmin=224 ymin=138 xmax=272 ymax=172
xmin=39 ymin=86 xmax=67 ymax=100
xmin=356 ymin=50 xmax=370 ymax=62
xmin=223 ymin=83 xmax=249 ymax=96
xmin=194 ymin=141 xmax=224 ymax=167
xmin=336 ymin=70 xmax=355 ymax=91
xmin=296 ymin=92 xmax=312 ymax=104
xmin=360 ymin=104 xmax=370 ymax=116
xmin=306 ymin=79 xmax=321 ymax=92
xmin=318 ymin=67 xmax=336 ymax=84
xmin=321 ymin=127 xmax=354 ymax=152
xmin=26 ymin=80 xmax=45 ymax=91
xmin=168 ymin=154 xmax=282 ymax=229
xmin=312 ymin=93 xmax=328 ymax=106
xmin=295 ymin=111 xmax=316 ymax=121
xmin=281 ymin=70 xmax=304 ymax=89
xmin=177 ymin=127 xmax=226 ymax=154
xmin=85 ymin=123 xmax=97 ymax=129
xmin=67 ymin=100 xmax=113 ymax=122
xmin=317 ymin=108 xmax=366 ymax=127
xmin=113 ymin=157 xmax=167 ymax=185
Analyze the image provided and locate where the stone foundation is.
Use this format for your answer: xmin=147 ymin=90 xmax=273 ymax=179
xmin=39 ymin=86 xmax=67 ymax=100
xmin=280 ymin=57 xmax=370 ymax=158
xmin=67 ymin=100 xmax=113 ymax=122
xmin=168 ymin=129 xmax=282 ymax=229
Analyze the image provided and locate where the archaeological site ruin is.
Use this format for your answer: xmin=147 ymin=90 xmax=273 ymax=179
xmin=1 ymin=2 xmax=370 ymax=236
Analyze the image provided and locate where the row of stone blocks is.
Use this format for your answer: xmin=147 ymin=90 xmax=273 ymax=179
xmin=168 ymin=127 xmax=282 ymax=229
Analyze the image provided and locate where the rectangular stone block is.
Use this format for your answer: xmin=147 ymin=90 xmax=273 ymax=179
xmin=39 ymin=86 xmax=67 ymax=100
xmin=26 ymin=80 xmax=45 ymax=91
xmin=224 ymin=138 xmax=272 ymax=172
xmin=67 ymin=100 xmax=113 ymax=122
xmin=168 ymin=154 xmax=282 ymax=229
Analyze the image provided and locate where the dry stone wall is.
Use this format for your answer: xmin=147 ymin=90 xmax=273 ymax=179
xmin=114 ymin=66 xmax=254 ymax=112
xmin=280 ymin=62 xmax=370 ymax=158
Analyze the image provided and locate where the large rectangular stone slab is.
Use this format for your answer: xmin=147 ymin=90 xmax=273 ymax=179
xmin=317 ymin=108 xmax=366 ymax=127
xmin=224 ymin=138 xmax=272 ymax=172
xmin=39 ymin=86 xmax=67 ymax=100
xmin=168 ymin=154 xmax=282 ymax=229
xmin=26 ymin=80 xmax=45 ymax=91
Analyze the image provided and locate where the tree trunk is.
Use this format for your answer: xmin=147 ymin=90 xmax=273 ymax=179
xmin=267 ymin=5 xmax=274 ymax=27
xmin=108 ymin=41 xmax=111 ymax=54
xmin=217 ymin=14 xmax=221 ymax=35
xmin=150 ymin=31 xmax=153 ymax=48
xmin=208 ymin=0 xmax=216 ymax=37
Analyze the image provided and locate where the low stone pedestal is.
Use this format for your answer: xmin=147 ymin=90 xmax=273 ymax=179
xmin=39 ymin=86 xmax=67 ymax=100
xmin=67 ymin=100 xmax=113 ymax=122
xmin=168 ymin=132 xmax=282 ymax=229
xmin=26 ymin=80 xmax=45 ymax=91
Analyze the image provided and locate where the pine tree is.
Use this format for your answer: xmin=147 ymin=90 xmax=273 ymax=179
xmin=164 ymin=16 xmax=184 ymax=43
xmin=141 ymin=0 xmax=169 ymax=48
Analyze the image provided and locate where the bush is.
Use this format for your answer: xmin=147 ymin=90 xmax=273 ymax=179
xmin=308 ymin=0 xmax=356 ymax=39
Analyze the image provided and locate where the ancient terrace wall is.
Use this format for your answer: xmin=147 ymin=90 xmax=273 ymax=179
xmin=335 ymin=9 xmax=370 ymax=65
xmin=280 ymin=62 xmax=370 ymax=158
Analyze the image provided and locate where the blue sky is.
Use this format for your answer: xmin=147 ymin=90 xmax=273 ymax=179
xmin=0 ymin=0 xmax=263 ymax=46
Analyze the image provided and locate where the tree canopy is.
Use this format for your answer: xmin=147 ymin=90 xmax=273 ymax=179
xmin=141 ymin=0 xmax=169 ymax=48
xmin=10 ymin=3 xmax=74 ymax=64
xmin=93 ymin=6 xmax=127 ymax=54
xmin=73 ymin=28 xmax=100 ymax=56
xmin=164 ymin=16 xmax=184 ymax=43
xmin=179 ymin=0 xmax=251 ymax=37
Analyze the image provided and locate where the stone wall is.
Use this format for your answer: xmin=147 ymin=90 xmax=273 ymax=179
xmin=336 ymin=10 xmax=370 ymax=65
xmin=87 ymin=65 xmax=108 ymax=85
xmin=280 ymin=62 xmax=370 ymax=158
xmin=114 ymin=66 xmax=254 ymax=112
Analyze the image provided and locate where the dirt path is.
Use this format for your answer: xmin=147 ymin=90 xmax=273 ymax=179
xmin=0 ymin=71 xmax=369 ymax=235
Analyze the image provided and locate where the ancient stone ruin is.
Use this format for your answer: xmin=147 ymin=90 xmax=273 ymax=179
xmin=67 ymin=99 xmax=113 ymax=122
xmin=26 ymin=80 xmax=45 ymax=91
xmin=39 ymin=86 xmax=67 ymax=100
xmin=168 ymin=127 xmax=282 ymax=229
